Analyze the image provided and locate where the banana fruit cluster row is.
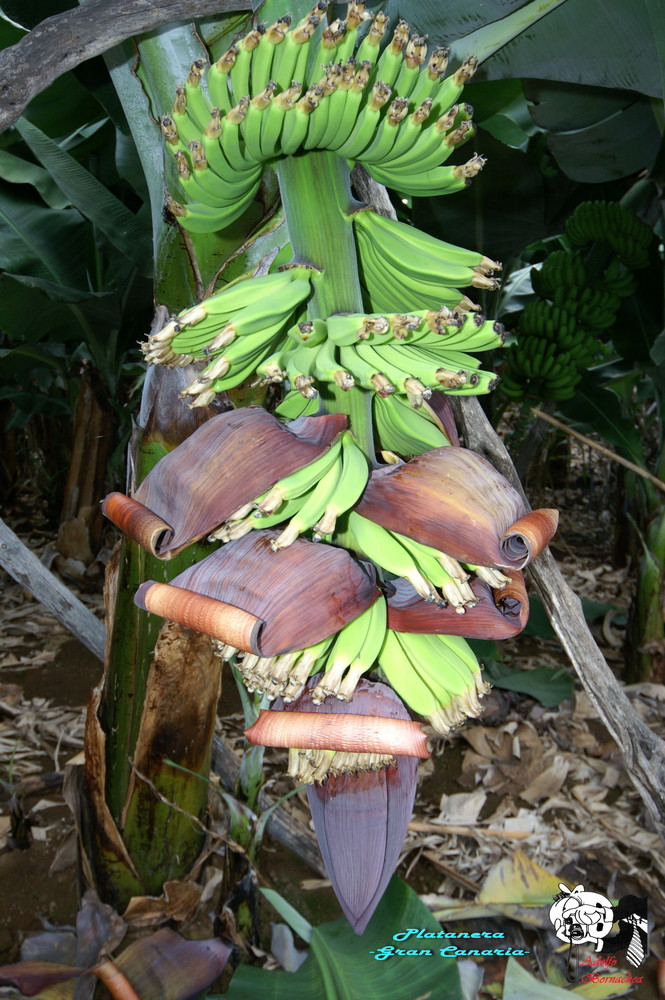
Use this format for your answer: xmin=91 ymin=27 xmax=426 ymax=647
xmin=142 ymin=208 xmax=503 ymax=410
xmin=160 ymin=2 xmax=486 ymax=232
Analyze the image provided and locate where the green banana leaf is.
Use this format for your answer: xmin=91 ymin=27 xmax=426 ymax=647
xmin=475 ymin=0 xmax=662 ymax=96
xmin=374 ymin=0 xmax=664 ymax=96
xmin=546 ymin=99 xmax=661 ymax=182
xmin=14 ymin=118 xmax=152 ymax=274
xmin=524 ymin=79 xmax=662 ymax=182
xmin=0 ymin=185 xmax=88 ymax=291
xmin=196 ymin=10 xmax=253 ymax=59
xmin=0 ymin=148 xmax=70 ymax=208
xmin=483 ymin=662 xmax=574 ymax=707
xmin=220 ymin=877 xmax=463 ymax=1000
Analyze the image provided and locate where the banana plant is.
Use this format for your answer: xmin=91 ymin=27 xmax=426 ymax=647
xmin=96 ymin=0 xmax=564 ymax=939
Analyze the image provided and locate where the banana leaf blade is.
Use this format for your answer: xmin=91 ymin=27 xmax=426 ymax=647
xmin=221 ymin=878 xmax=463 ymax=1000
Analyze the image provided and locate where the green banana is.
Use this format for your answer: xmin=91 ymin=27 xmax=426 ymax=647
xmin=242 ymin=82 xmax=277 ymax=162
xmin=314 ymin=58 xmax=356 ymax=150
xmin=353 ymin=10 xmax=389 ymax=66
xmin=207 ymin=43 xmax=238 ymax=115
xmin=286 ymin=317 xmax=328 ymax=348
xmin=311 ymin=600 xmax=377 ymax=702
xmin=285 ymin=343 xmax=318 ymax=397
xmin=184 ymin=59 xmax=213 ymax=131
xmin=392 ymin=34 xmax=428 ymax=99
xmin=377 ymin=98 xmax=433 ymax=163
xmin=370 ymin=20 xmax=409 ymax=88
xmin=260 ymin=81 xmax=303 ymax=159
xmin=313 ymin=336 xmax=356 ymax=389
xmin=373 ymin=393 xmax=450 ymax=457
xmin=355 ymin=210 xmax=499 ymax=272
xmin=356 ymin=96 xmax=409 ymax=164
xmin=354 ymin=341 xmax=436 ymax=404
xmin=281 ymin=86 xmax=322 ymax=155
xmin=166 ymin=180 xmax=261 ymax=233
xmin=325 ymin=59 xmax=372 ymax=149
xmin=271 ymin=11 xmax=321 ymax=93
xmin=200 ymin=111 xmax=264 ymax=186
xmin=386 ymin=530 xmax=478 ymax=610
xmin=395 ymin=632 xmax=479 ymax=727
xmin=356 ymin=236 xmax=462 ymax=312
xmin=429 ymin=55 xmax=478 ymax=119
xmin=312 ymin=431 xmax=369 ymax=537
xmin=338 ymin=344 xmax=396 ymax=396
xmin=347 ymin=511 xmax=439 ymax=602
xmin=302 ymin=63 xmax=342 ymax=150
xmin=336 ymin=594 xmax=388 ymax=701
xmin=210 ymin=487 xmax=317 ymax=542
xmin=181 ymin=318 xmax=291 ymax=397
xmin=356 ymin=223 xmax=481 ymax=287
xmin=365 ymin=156 xmax=486 ymax=197
xmin=256 ymin=434 xmax=345 ymax=514
xmin=282 ymin=634 xmax=337 ymax=703
xmin=383 ymin=118 xmax=476 ymax=174
xmin=408 ymin=46 xmax=449 ymax=105
xmin=378 ymin=628 xmax=442 ymax=718
xmin=230 ymin=26 xmax=267 ymax=103
xmin=271 ymin=457 xmax=343 ymax=549
xmin=168 ymin=273 xmax=310 ymax=355
xmin=335 ymin=81 xmax=393 ymax=159
xmin=219 ymin=98 xmax=253 ymax=172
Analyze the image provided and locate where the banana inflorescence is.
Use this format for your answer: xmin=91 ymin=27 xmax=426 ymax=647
xmin=160 ymin=2 xmax=490 ymax=232
xmin=130 ymin=8 xmax=555 ymax=768
xmin=502 ymin=201 xmax=653 ymax=401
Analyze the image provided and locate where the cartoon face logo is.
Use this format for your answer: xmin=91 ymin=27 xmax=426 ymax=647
xmin=549 ymin=883 xmax=614 ymax=952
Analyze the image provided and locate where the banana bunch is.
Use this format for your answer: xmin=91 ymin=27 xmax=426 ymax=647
xmin=530 ymin=250 xmax=588 ymax=299
xmin=501 ymin=298 xmax=597 ymax=401
xmin=210 ymin=429 xmax=369 ymax=546
xmin=372 ymin=392 xmax=452 ymax=456
xmin=257 ymin=305 xmax=502 ymax=404
xmin=378 ymin=628 xmax=489 ymax=734
xmin=502 ymin=200 xmax=653 ymax=402
xmin=160 ymin=2 xmax=490 ymax=232
xmin=141 ymin=267 xmax=312 ymax=405
xmin=347 ymin=511 xmax=485 ymax=613
xmin=519 ymin=301 xmax=599 ymax=364
xmin=598 ymin=255 xmax=637 ymax=300
xmin=217 ymin=569 xmax=495 ymax=733
xmin=227 ymin=595 xmax=388 ymax=705
xmin=353 ymin=208 xmax=501 ymax=312
xmin=565 ymin=201 xmax=653 ymax=269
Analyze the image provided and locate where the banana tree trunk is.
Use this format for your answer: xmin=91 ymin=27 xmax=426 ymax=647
xmin=81 ymin=365 xmax=225 ymax=909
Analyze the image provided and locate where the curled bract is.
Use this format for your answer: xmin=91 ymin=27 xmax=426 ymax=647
xmin=500 ymin=509 xmax=560 ymax=568
xmin=355 ymin=446 xmax=558 ymax=569
xmin=135 ymin=530 xmax=379 ymax=656
xmin=102 ymin=407 xmax=346 ymax=558
xmin=386 ymin=571 xmax=529 ymax=638
xmin=245 ymin=709 xmax=429 ymax=758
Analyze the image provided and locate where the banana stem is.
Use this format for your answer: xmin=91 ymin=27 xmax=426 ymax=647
xmin=276 ymin=151 xmax=363 ymax=316
xmin=275 ymin=150 xmax=376 ymax=463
